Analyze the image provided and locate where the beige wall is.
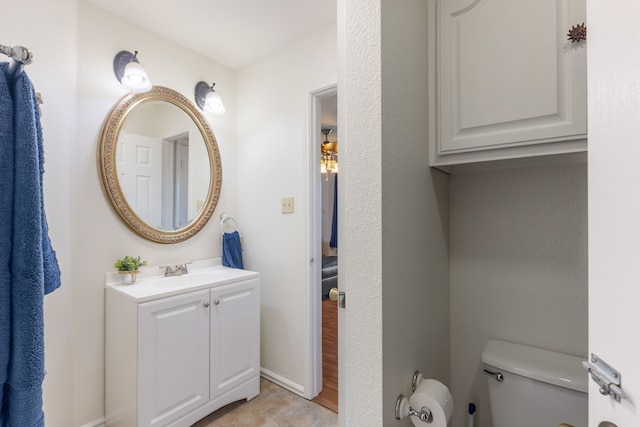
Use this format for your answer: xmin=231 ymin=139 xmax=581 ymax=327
xmin=5 ymin=2 xmax=336 ymax=423
xmin=73 ymin=5 xmax=237 ymax=424
xmin=449 ymin=160 xmax=588 ymax=427
xmin=236 ymin=23 xmax=337 ymax=393
xmin=4 ymin=1 xmax=237 ymax=424
xmin=380 ymin=0 xmax=450 ymax=425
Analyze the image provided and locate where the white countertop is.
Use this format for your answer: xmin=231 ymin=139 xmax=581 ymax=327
xmin=105 ymin=258 xmax=259 ymax=303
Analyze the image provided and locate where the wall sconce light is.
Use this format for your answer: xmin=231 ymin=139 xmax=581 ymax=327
xmin=113 ymin=50 xmax=152 ymax=92
xmin=195 ymin=81 xmax=226 ymax=115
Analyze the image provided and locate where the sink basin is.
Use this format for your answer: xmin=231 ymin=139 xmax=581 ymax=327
xmin=151 ymin=271 xmax=223 ymax=287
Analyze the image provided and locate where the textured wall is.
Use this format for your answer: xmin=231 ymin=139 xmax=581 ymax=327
xmin=339 ymin=0 xmax=384 ymax=424
xmin=449 ymin=161 xmax=588 ymax=427
xmin=338 ymin=0 xmax=450 ymax=425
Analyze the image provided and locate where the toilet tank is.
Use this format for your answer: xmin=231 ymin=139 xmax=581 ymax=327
xmin=481 ymin=340 xmax=588 ymax=427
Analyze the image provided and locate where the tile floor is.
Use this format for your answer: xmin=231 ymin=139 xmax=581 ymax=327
xmin=192 ymin=378 xmax=338 ymax=427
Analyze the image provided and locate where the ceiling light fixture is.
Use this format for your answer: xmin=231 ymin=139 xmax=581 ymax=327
xmin=113 ymin=50 xmax=152 ymax=92
xmin=195 ymin=81 xmax=226 ymax=115
xmin=321 ymin=128 xmax=338 ymax=179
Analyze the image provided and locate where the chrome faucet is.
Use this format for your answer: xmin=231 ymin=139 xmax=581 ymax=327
xmin=159 ymin=262 xmax=192 ymax=277
xmin=175 ymin=262 xmax=191 ymax=275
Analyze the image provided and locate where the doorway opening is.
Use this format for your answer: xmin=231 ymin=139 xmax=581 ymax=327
xmin=308 ymin=85 xmax=339 ymax=412
xmin=161 ymin=132 xmax=190 ymax=229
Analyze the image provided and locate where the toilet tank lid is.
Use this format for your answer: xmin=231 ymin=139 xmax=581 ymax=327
xmin=481 ymin=340 xmax=588 ymax=393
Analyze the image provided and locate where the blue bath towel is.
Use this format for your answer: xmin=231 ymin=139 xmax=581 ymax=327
xmin=222 ymin=231 xmax=244 ymax=269
xmin=0 ymin=62 xmax=61 ymax=426
xmin=0 ymin=63 xmax=15 ymax=426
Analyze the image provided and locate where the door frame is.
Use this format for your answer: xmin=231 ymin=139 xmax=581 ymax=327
xmin=305 ymin=83 xmax=338 ymax=400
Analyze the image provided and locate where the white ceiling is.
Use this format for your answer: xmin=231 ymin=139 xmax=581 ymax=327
xmin=86 ymin=0 xmax=337 ymax=70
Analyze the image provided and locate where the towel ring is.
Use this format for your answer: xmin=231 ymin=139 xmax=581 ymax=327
xmin=220 ymin=213 xmax=238 ymax=234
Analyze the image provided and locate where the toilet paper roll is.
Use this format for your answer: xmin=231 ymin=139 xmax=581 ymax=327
xmin=408 ymin=379 xmax=454 ymax=427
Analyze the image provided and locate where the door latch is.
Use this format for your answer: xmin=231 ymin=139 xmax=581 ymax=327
xmin=583 ymin=353 xmax=624 ymax=402
xmin=328 ymin=288 xmax=346 ymax=308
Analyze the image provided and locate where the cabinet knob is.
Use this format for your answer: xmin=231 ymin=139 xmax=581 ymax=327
xmin=214 ymin=299 xmax=220 ymax=305
xmin=203 ymin=302 xmax=210 ymax=308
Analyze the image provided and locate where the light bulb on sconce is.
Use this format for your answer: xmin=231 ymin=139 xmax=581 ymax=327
xmin=195 ymin=81 xmax=226 ymax=115
xmin=113 ymin=50 xmax=152 ymax=92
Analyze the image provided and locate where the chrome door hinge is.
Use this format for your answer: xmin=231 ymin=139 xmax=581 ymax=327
xmin=583 ymin=353 xmax=624 ymax=402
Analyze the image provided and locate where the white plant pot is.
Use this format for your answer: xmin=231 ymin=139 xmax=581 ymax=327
xmin=119 ymin=271 xmax=139 ymax=285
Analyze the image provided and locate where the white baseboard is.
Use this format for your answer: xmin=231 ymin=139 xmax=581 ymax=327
xmin=79 ymin=417 xmax=105 ymax=427
xmin=260 ymin=368 xmax=306 ymax=397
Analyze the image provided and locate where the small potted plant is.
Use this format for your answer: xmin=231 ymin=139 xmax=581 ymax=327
xmin=114 ymin=255 xmax=147 ymax=285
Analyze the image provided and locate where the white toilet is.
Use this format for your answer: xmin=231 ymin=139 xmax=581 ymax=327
xmin=481 ymin=340 xmax=588 ymax=427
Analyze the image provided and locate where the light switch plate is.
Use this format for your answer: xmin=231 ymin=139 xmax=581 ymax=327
xmin=281 ymin=197 xmax=294 ymax=214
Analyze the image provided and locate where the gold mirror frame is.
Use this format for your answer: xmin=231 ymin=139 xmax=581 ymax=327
xmin=98 ymin=86 xmax=222 ymax=243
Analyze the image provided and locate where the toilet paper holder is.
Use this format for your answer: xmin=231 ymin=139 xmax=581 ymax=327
xmin=395 ymin=371 xmax=433 ymax=423
xmin=395 ymin=394 xmax=433 ymax=423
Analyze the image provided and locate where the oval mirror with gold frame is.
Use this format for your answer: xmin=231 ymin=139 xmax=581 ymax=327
xmin=98 ymin=86 xmax=222 ymax=243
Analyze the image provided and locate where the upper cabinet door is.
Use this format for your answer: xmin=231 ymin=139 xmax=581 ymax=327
xmin=433 ymin=0 xmax=586 ymax=165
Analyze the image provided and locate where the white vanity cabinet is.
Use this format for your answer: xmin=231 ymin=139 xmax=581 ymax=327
xmin=105 ymin=267 xmax=260 ymax=427
xmin=138 ymin=290 xmax=211 ymax=427
xmin=209 ymin=280 xmax=261 ymax=405
xmin=431 ymin=0 xmax=587 ymax=166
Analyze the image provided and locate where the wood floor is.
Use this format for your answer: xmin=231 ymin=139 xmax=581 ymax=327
xmin=312 ymin=299 xmax=338 ymax=412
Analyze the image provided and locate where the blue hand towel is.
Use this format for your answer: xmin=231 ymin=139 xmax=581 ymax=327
xmin=222 ymin=231 xmax=244 ymax=269
xmin=0 ymin=63 xmax=61 ymax=427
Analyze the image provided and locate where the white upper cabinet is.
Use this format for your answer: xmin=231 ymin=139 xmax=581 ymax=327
xmin=431 ymin=0 xmax=587 ymax=166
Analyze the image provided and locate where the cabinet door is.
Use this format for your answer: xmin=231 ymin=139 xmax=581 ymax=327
xmin=210 ymin=279 xmax=260 ymax=399
xmin=138 ymin=290 xmax=210 ymax=427
xmin=436 ymin=0 xmax=586 ymax=162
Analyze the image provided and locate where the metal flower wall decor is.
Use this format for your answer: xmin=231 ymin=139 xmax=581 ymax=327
xmin=567 ymin=23 xmax=587 ymax=43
